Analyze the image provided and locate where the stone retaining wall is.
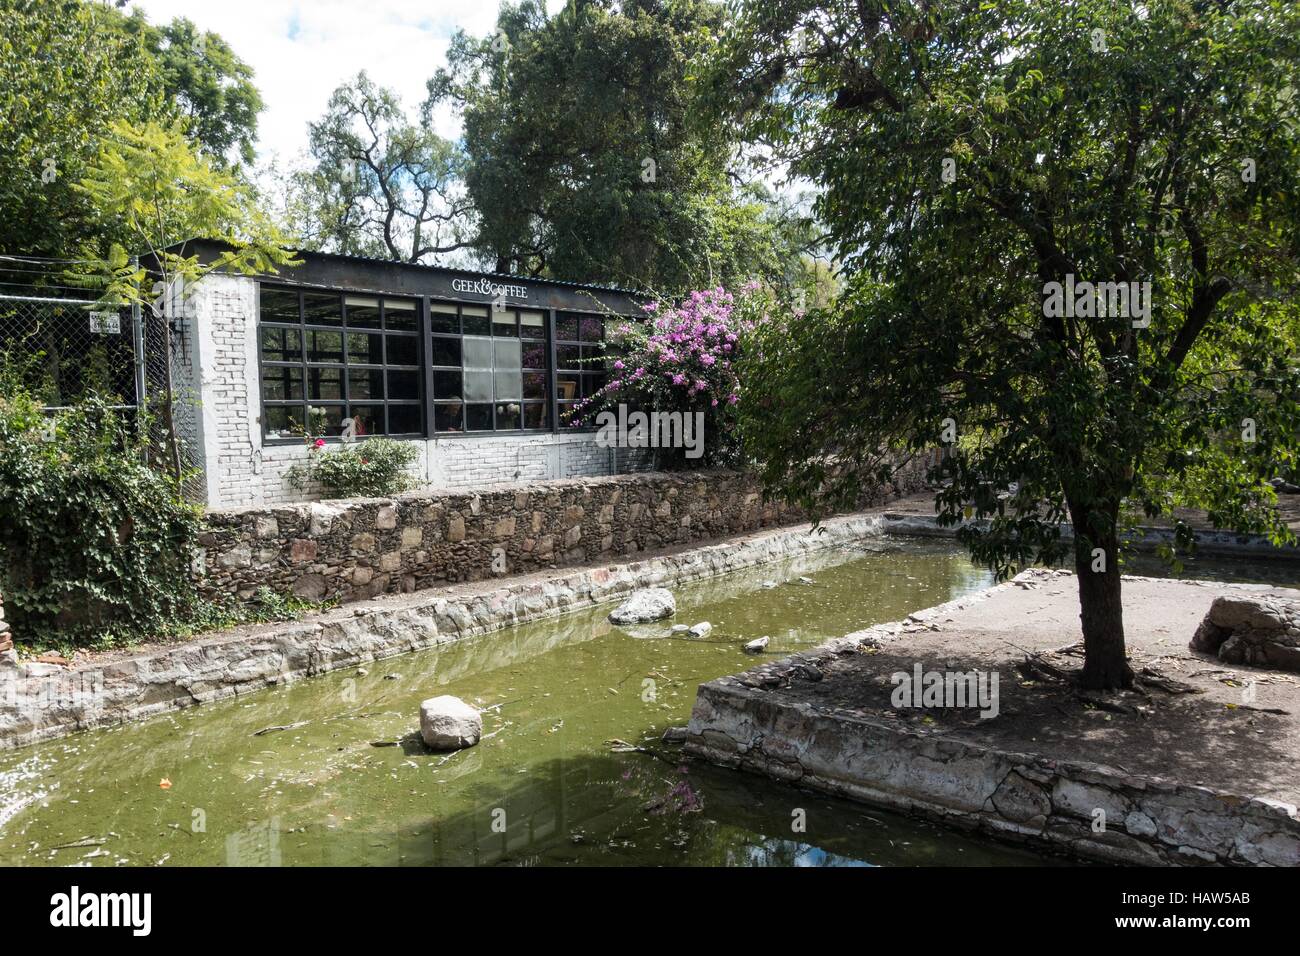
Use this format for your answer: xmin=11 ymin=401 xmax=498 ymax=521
xmin=199 ymin=465 xmax=928 ymax=604
xmin=0 ymin=511 xmax=889 ymax=750
xmin=681 ymin=677 xmax=1300 ymax=866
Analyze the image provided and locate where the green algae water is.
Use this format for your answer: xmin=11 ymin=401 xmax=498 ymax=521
xmin=0 ymin=539 xmax=1059 ymax=867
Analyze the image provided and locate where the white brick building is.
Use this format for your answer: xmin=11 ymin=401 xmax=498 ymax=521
xmin=173 ymin=245 xmax=651 ymax=508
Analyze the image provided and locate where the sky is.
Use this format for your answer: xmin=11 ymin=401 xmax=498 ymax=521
xmin=129 ymin=1 xmax=564 ymax=164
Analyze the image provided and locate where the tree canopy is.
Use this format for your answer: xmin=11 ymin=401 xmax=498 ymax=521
xmin=0 ymin=0 xmax=262 ymax=263
xmin=727 ymin=0 xmax=1300 ymax=687
xmin=428 ymin=0 xmax=810 ymax=290
xmin=284 ymin=72 xmax=474 ymax=264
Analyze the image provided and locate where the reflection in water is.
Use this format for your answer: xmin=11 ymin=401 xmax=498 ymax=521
xmin=2 ymin=539 xmax=1058 ymax=867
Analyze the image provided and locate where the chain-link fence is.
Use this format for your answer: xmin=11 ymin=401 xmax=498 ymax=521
xmin=0 ymin=290 xmax=207 ymax=502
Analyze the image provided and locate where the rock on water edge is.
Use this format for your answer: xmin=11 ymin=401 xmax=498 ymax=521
xmin=419 ymin=695 xmax=482 ymax=750
xmin=689 ymin=622 xmax=713 ymax=638
xmin=744 ymin=636 xmax=770 ymax=653
xmin=609 ymin=587 xmax=677 ymax=624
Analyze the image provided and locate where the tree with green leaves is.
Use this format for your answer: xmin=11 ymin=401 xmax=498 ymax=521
xmin=428 ymin=0 xmax=811 ymax=291
xmin=109 ymin=10 xmax=264 ymax=167
xmin=726 ymin=0 xmax=1300 ymax=688
xmin=285 ymin=72 xmax=474 ymax=263
xmin=74 ymin=119 xmax=297 ymax=479
xmin=0 ymin=0 xmax=166 ymax=259
xmin=0 ymin=0 xmax=263 ymax=263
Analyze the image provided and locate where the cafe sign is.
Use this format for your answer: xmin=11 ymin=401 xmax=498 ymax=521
xmin=451 ymin=278 xmax=528 ymax=299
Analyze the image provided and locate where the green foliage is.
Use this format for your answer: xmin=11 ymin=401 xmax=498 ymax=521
xmin=112 ymin=11 xmax=264 ymax=167
xmin=0 ymin=0 xmax=262 ymax=262
xmin=724 ymin=0 xmax=1300 ymax=686
xmin=428 ymin=0 xmax=812 ymax=290
xmin=288 ymin=438 xmax=421 ymax=500
xmin=0 ymin=388 xmax=203 ymax=648
xmin=0 ymin=0 xmax=167 ymax=259
xmin=283 ymin=72 xmax=473 ymax=263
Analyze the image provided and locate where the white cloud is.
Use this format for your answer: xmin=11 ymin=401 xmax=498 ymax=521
xmin=126 ymin=1 xmax=560 ymax=163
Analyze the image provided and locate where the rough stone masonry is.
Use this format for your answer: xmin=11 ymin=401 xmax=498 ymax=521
xmin=197 ymin=466 xmax=928 ymax=605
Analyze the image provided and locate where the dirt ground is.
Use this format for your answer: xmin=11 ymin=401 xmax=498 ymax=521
xmin=748 ymin=571 xmax=1300 ymax=805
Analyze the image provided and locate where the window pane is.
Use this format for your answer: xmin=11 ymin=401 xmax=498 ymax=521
xmin=307 ymin=367 xmax=342 ymax=400
xmin=261 ymin=327 xmax=301 ymax=362
xmin=522 ymin=402 xmax=547 ymax=430
xmin=465 ymin=403 xmax=492 ymax=430
xmin=493 ymin=338 xmax=521 ymax=369
xmin=347 ymin=331 xmax=383 ymax=365
xmin=307 ymin=404 xmax=346 ymax=436
xmin=495 ymin=370 xmax=522 ymax=401
xmin=520 ymin=310 xmax=545 ymax=337
xmin=557 ymin=344 xmax=580 ymax=370
xmin=583 ymin=373 xmax=606 ymax=398
xmin=264 ymin=405 xmax=305 ymax=438
xmin=388 ymin=404 xmax=421 ymax=435
xmin=523 ymin=371 xmax=547 ymax=400
xmin=556 ymin=313 xmax=579 ymax=340
xmin=303 ymin=293 xmax=342 ymax=326
xmin=434 ymin=370 xmax=463 ymax=399
xmin=388 ymin=368 xmax=420 ymax=400
xmin=495 ymin=402 xmax=521 ymax=430
xmin=345 ymin=296 xmax=381 ymax=329
xmin=386 ymin=335 xmax=419 ymax=366
xmin=349 ymin=405 xmax=383 ymax=437
xmin=521 ymin=341 xmax=547 ymax=369
xmin=385 ymin=299 xmax=418 ymax=332
xmin=464 ymin=369 xmax=492 ymax=403
xmin=348 ymin=368 xmax=384 ymax=400
xmin=579 ymin=315 xmax=604 ymax=341
xmin=431 ymin=336 xmax=461 ymax=367
xmin=261 ymin=287 xmax=299 ymax=323
xmin=262 ymin=366 xmax=303 ymax=400
xmin=462 ymin=305 xmax=489 ymax=335
xmin=429 ymin=302 xmax=458 ymax=333
xmin=434 ymin=402 xmax=463 ymax=432
xmin=556 ymin=375 xmax=579 ymax=401
xmin=462 ymin=336 xmax=492 ymax=369
xmin=307 ymin=330 xmax=343 ymax=363
xmin=492 ymin=309 xmax=517 ymax=337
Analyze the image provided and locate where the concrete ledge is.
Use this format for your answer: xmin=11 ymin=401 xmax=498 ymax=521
xmin=679 ymin=573 xmax=1300 ymax=867
xmin=0 ymin=511 xmax=887 ymax=751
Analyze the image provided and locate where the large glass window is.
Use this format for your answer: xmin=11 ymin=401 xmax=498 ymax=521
xmin=259 ymin=286 xmax=423 ymax=439
xmin=555 ymin=311 xmax=610 ymax=427
xmin=429 ymin=302 xmax=549 ymax=432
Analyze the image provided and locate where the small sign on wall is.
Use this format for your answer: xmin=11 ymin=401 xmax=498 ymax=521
xmin=89 ymin=311 xmax=121 ymax=334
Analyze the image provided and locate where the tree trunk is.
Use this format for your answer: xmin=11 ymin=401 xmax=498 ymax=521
xmin=1069 ymin=502 xmax=1134 ymax=690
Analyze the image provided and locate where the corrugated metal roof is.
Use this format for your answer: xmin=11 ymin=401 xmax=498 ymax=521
xmin=160 ymin=238 xmax=646 ymax=298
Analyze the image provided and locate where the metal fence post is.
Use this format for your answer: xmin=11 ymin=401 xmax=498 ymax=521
xmin=131 ymin=256 xmax=146 ymax=421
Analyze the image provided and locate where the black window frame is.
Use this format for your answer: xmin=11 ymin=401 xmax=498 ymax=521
xmin=554 ymin=311 xmax=612 ymax=430
xmin=427 ymin=299 xmax=552 ymax=435
xmin=258 ymin=285 xmax=424 ymax=442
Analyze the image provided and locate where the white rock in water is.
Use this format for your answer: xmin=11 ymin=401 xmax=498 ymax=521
xmin=609 ymin=587 xmax=677 ymax=624
xmin=419 ymin=695 xmax=482 ymax=750
xmin=798 ymin=576 xmax=815 ymax=584
xmin=744 ymin=637 xmax=770 ymax=653
xmin=688 ymin=621 xmax=713 ymax=638
xmin=670 ymin=624 xmax=691 ymax=633
xmin=760 ymin=581 xmax=778 ymax=589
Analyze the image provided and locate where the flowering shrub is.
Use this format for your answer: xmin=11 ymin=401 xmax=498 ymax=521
xmin=287 ymin=436 xmax=420 ymax=499
xmin=567 ymin=283 xmax=770 ymax=467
